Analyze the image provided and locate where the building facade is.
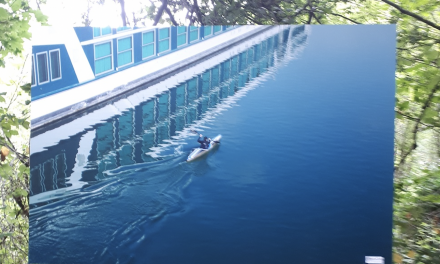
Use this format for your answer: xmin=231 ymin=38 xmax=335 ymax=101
xmin=32 ymin=25 xmax=236 ymax=100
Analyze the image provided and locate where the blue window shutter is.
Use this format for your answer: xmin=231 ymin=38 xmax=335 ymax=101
xmin=118 ymin=50 xmax=132 ymax=66
xmin=95 ymin=42 xmax=111 ymax=59
xmin=117 ymin=37 xmax=132 ymax=67
xmin=158 ymin=39 xmax=169 ymax=53
xmin=204 ymin=26 xmax=212 ymax=36
xmin=95 ymin=42 xmax=112 ymax=74
xmin=177 ymin=34 xmax=186 ymax=46
xmin=159 ymin=28 xmax=169 ymax=40
xmin=142 ymin=31 xmax=155 ymax=58
xmin=37 ymin=53 xmax=48 ymax=83
xmin=142 ymin=44 xmax=154 ymax=58
xmin=118 ymin=37 xmax=132 ymax=52
xmin=177 ymin=26 xmax=186 ymax=34
xmin=189 ymin=27 xmax=198 ymax=42
xmin=177 ymin=26 xmax=187 ymax=47
xmin=31 ymin=56 xmax=36 ymax=85
xmin=93 ymin=27 xmax=101 ymax=37
xmin=214 ymin=25 xmax=221 ymax=34
xmin=50 ymin=50 xmax=61 ymax=80
xmin=117 ymin=26 xmax=131 ymax=32
xmin=143 ymin=31 xmax=154 ymax=45
xmin=95 ymin=57 xmax=112 ymax=74
xmin=101 ymin=27 xmax=112 ymax=35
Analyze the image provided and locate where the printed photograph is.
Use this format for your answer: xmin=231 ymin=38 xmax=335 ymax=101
xmin=28 ymin=24 xmax=395 ymax=264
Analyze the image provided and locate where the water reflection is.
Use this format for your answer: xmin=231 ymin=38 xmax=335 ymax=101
xmin=30 ymin=25 xmax=309 ymax=205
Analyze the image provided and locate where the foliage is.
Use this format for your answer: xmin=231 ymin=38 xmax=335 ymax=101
xmin=0 ymin=58 xmax=31 ymax=264
xmin=393 ymin=163 xmax=440 ymax=263
xmin=0 ymin=0 xmax=47 ymax=67
xmin=0 ymin=0 xmax=46 ymax=263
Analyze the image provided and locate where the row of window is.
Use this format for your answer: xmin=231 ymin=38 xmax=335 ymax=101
xmin=93 ymin=26 xmax=232 ymax=76
xmin=32 ymin=26 xmax=236 ymax=86
xmin=31 ymin=49 xmax=62 ymax=86
xmin=93 ymin=26 xmax=132 ymax=38
xmin=92 ymin=25 xmax=230 ymax=39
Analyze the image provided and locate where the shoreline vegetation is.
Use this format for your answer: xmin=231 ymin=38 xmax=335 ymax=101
xmin=1 ymin=0 xmax=439 ymax=263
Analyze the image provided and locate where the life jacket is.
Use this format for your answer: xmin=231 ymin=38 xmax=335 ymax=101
xmin=201 ymin=141 xmax=210 ymax=149
xmin=198 ymin=138 xmax=210 ymax=149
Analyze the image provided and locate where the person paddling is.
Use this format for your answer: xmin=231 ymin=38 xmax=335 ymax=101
xmin=197 ymin=134 xmax=211 ymax=149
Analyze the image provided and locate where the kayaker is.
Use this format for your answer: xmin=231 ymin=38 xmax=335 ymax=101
xmin=197 ymin=134 xmax=211 ymax=149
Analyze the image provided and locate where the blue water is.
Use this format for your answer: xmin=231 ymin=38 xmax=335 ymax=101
xmin=30 ymin=25 xmax=396 ymax=264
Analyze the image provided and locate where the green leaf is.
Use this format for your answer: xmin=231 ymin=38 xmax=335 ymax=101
xmin=0 ymin=233 xmax=13 ymax=239
xmin=20 ymin=83 xmax=31 ymax=93
xmin=420 ymin=194 xmax=440 ymax=203
xmin=398 ymin=101 xmax=410 ymax=111
xmin=0 ymin=7 xmax=9 ymax=21
xmin=21 ymin=120 xmax=29 ymax=129
xmin=427 ymin=75 xmax=440 ymax=89
xmin=0 ymin=164 xmax=13 ymax=179
xmin=13 ymin=188 xmax=28 ymax=197
xmin=31 ymin=9 xmax=47 ymax=22
xmin=10 ymin=0 xmax=21 ymax=12
xmin=426 ymin=49 xmax=439 ymax=61
xmin=1 ymin=121 xmax=11 ymax=130
xmin=423 ymin=108 xmax=438 ymax=118
xmin=18 ymin=163 xmax=28 ymax=174
xmin=0 ymin=95 xmax=5 ymax=103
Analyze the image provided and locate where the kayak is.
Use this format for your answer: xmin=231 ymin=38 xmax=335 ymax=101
xmin=187 ymin=135 xmax=222 ymax=162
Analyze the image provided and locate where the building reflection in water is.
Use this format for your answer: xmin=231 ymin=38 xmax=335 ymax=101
xmin=30 ymin=25 xmax=308 ymax=202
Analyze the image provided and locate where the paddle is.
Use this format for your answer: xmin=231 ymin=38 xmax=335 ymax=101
xmin=190 ymin=130 xmax=220 ymax=143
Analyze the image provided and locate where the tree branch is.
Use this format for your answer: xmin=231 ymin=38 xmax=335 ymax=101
xmin=118 ymin=0 xmax=127 ymax=27
xmin=153 ymin=0 xmax=168 ymax=26
xmin=164 ymin=6 xmax=178 ymax=26
xmin=397 ymin=110 xmax=440 ymax=129
xmin=326 ymin=12 xmax=361 ymax=24
xmin=312 ymin=12 xmax=322 ymax=24
xmin=306 ymin=0 xmax=312 ymax=24
xmin=0 ymin=136 xmax=29 ymax=167
xmin=396 ymin=83 xmax=440 ymax=171
xmin=380 ymin=0 xmax=440 ymax=31
xmin=244 ymin=13 xmax=261 ymax=25
xmin=193 ymin=0 xmax=203 ymax=25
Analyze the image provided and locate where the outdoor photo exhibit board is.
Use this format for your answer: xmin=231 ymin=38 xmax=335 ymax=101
xmin=29 ymin=25 xmax=395 ymax=264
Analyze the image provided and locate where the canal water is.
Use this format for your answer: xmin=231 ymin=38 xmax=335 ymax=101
xmin=29 ymin=25 xmax=396 ymax=264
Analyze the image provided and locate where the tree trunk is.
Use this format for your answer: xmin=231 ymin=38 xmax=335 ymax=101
xmin=119 ymin=0 xmax=127 ymax=27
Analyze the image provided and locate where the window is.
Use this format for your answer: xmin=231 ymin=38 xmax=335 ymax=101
xmin=158 ymin=28 xmax=170 ymax=53
xmin=204 ymin=26 xmax=212 ymax=37
xmin=226 ymin=25 xmax=233 ymax=30
xmin=36 ymin=52 xmax=49 ymax=84
xmin=142 ymin=30 xmax=155 ymax=59
xmin=49 ymin=49 xmax=62 ymax=81
xmin=189 ymin=26 xmax=199 ymax=43
xmin=177 ymin=26 xmax=187 ymax=47
xmin=93 ymin=27 xmax=112 ymax=38
xmin=117 ymin=26 xmax=131 ymax=32
xmin=117 ymin=36 xmax=133 ymax=68
xmin=31 ymin=55 xmax=36 ymax=86
xmin=213 ymin=25 xmax=222 ymax=34
xmin=94 ymin=41 xmax=113 ymax=75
